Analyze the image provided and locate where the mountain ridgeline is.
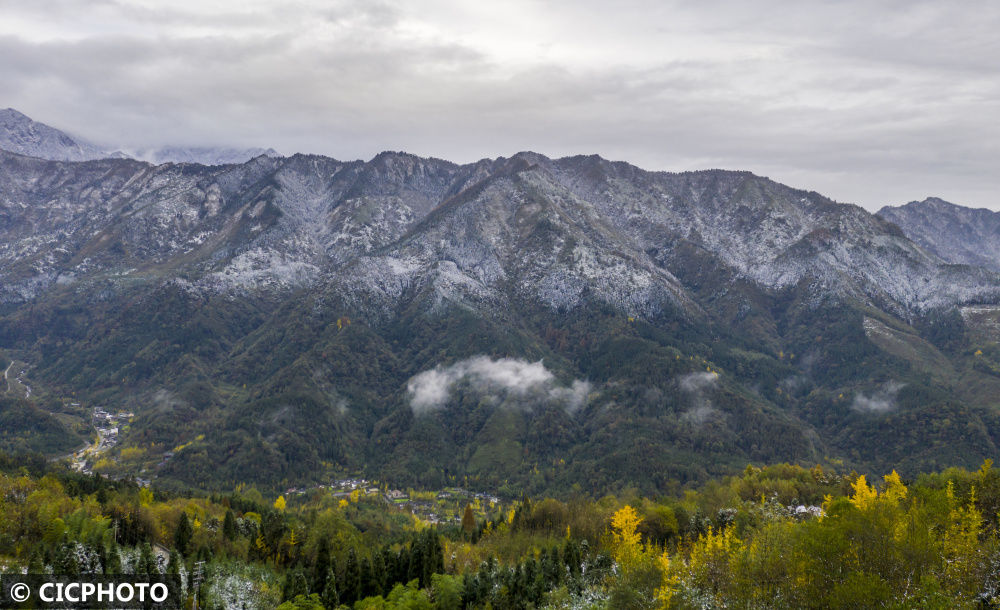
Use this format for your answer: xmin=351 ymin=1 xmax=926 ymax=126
xmin=2 ymin=140 xmax=1000 ymax=495
xmin=879 ymin=197 xmax=1000 ymax=273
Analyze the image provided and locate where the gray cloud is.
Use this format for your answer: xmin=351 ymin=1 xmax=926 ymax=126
xmin=852 ymin=381 xmax=907 ymax=414
xmin=1 ymin=0 xmax=998 ymax=209
xmin=406 ymin=356 xmax=591 ymax=415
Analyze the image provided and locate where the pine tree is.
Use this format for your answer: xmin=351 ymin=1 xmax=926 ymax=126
xmin=174 ymin=512 xmax=193 ymax=557
xmin=312 ymin=538 xmax=331 ymax=593
xmin=360 ymin=557 xmax=374 ymax=599
xmin=167 ymin=550 xmax=181 ymax=575
xmin=408 ymin=538 xmax=425 ymax=586
xmin=342 ymin=549 xmax=361 ymax=604
xmin=461 ymin=573 xmax=479 ymax=608
xmin=320 ymin=569 xmax=340 ymax=609
xmin=283 ymin=567 xmax=308 ymax=602
xmin=54 ymin=541 xmax=80 ymax=576
xmin=429 ymin=529 xmax=445 ymax=576
xmin=28 ymin=550 xmax=45 ymax=574
xmin=395 ymin=548 xmax=410 ymax=586
xmin=103 ymin=541 xmax=121 ymax=575
xmin=138 ymin=542 xmax=158 ymax=575
xmin=372 ymin=550 xmax=388 ymax=597
xmin=222 ymin=509 xmax=237 ymax=541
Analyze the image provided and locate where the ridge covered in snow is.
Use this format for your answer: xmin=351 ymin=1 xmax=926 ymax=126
xmin=879 ymin=197 xmax=1000 ymax=272
xmin=1 ymin=147 xmax=998 ymax=318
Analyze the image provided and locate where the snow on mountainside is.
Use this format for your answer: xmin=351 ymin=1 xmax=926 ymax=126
xmin=0 ymin=108 xmax=280 ymax=165
xmin=879 ymin=198 xmax=1000 ymax=273
xmin=545 ymin=156 xmax=1000 ymax=312
xmin=1 ymin=147 xmax=998 ymax=317
xmin=0 ymin=108 xmax=108 ymax=161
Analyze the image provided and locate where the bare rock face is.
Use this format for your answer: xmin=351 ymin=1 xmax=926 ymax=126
xmin=879 ymin=197 xmax=1000 ymax=273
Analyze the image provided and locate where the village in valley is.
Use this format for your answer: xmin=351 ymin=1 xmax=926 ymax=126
xmin=283 ymin=478 xmax=505 ymax=526
xmin=70 ymin=406 xmax=134 ymax=476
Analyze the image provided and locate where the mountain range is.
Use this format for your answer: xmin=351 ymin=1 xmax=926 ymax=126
xmin=1 ymin=109 xmax=1000 ymax=496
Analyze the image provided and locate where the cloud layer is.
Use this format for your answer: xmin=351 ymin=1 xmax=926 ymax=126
xmin=406 ymin=356 xmax=590 ymax=414
xmin=2 ymin=0 xmax=999 ymax=209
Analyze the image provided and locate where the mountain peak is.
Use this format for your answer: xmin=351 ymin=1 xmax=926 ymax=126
xmin=879 ymin=198 xmax=1000 ymax=271
xmin=0 ymin=107 xmax=106 ymax=162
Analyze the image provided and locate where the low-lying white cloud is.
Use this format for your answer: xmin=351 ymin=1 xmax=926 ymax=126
xmin=679 ymin=371 xmax=719 ymax=393
xmin=678 ymin=371 xmax=722 ymax=425
xmin=681 ymin=405 xmax=719 ymax=426
xmin=406 ymin=356 xmax=591 ymax=414
xmin=852 ymin=381 xmax=906 ymax=413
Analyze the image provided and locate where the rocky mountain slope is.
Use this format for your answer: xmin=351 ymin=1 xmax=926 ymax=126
xmin=2 ymin=149 xmax=996 ymax=315
xmin=3 ymin=145 xmax=1000 ymax=494
xmin=879 ymin=197 xmax=1000 ymax=272
xmin=0 ymin=108 xmax=108 ymax=162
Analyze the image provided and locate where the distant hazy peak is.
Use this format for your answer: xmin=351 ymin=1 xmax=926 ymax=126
xmin=879 ymin=197 xmax=1000 ymax=272
xmin=0 ymin=108 xmax=281 ymax=165
xmin=124 ymin=145 xmax=282 ymax=166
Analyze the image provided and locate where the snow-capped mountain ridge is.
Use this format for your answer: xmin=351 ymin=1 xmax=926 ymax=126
xmin=1 ymin=146 xmax=998 ymax=319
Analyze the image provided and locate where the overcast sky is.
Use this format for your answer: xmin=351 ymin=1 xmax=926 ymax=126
xmin=1 ymin=0 xmax=998 ymax=210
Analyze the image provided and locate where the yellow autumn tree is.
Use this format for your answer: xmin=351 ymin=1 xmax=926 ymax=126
xmin=941 ymin=481 xmax=983 ymax=594
xmin=655 ymin=550 xmax=679 ymax=607
xmin=274 ymin=495 xmax=286 ymax=512
xmin=610 ymin=505 xmax=644 ymax=571
xmin=849 ymin=474 xmax=878 ymax=510
xmin=609 ymin=504 xmax=681 ymax=608
xmin=687 ymin=525 xmax=743 ymax=599
xmin=882 ymin=470 xmax=907 ymax=505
